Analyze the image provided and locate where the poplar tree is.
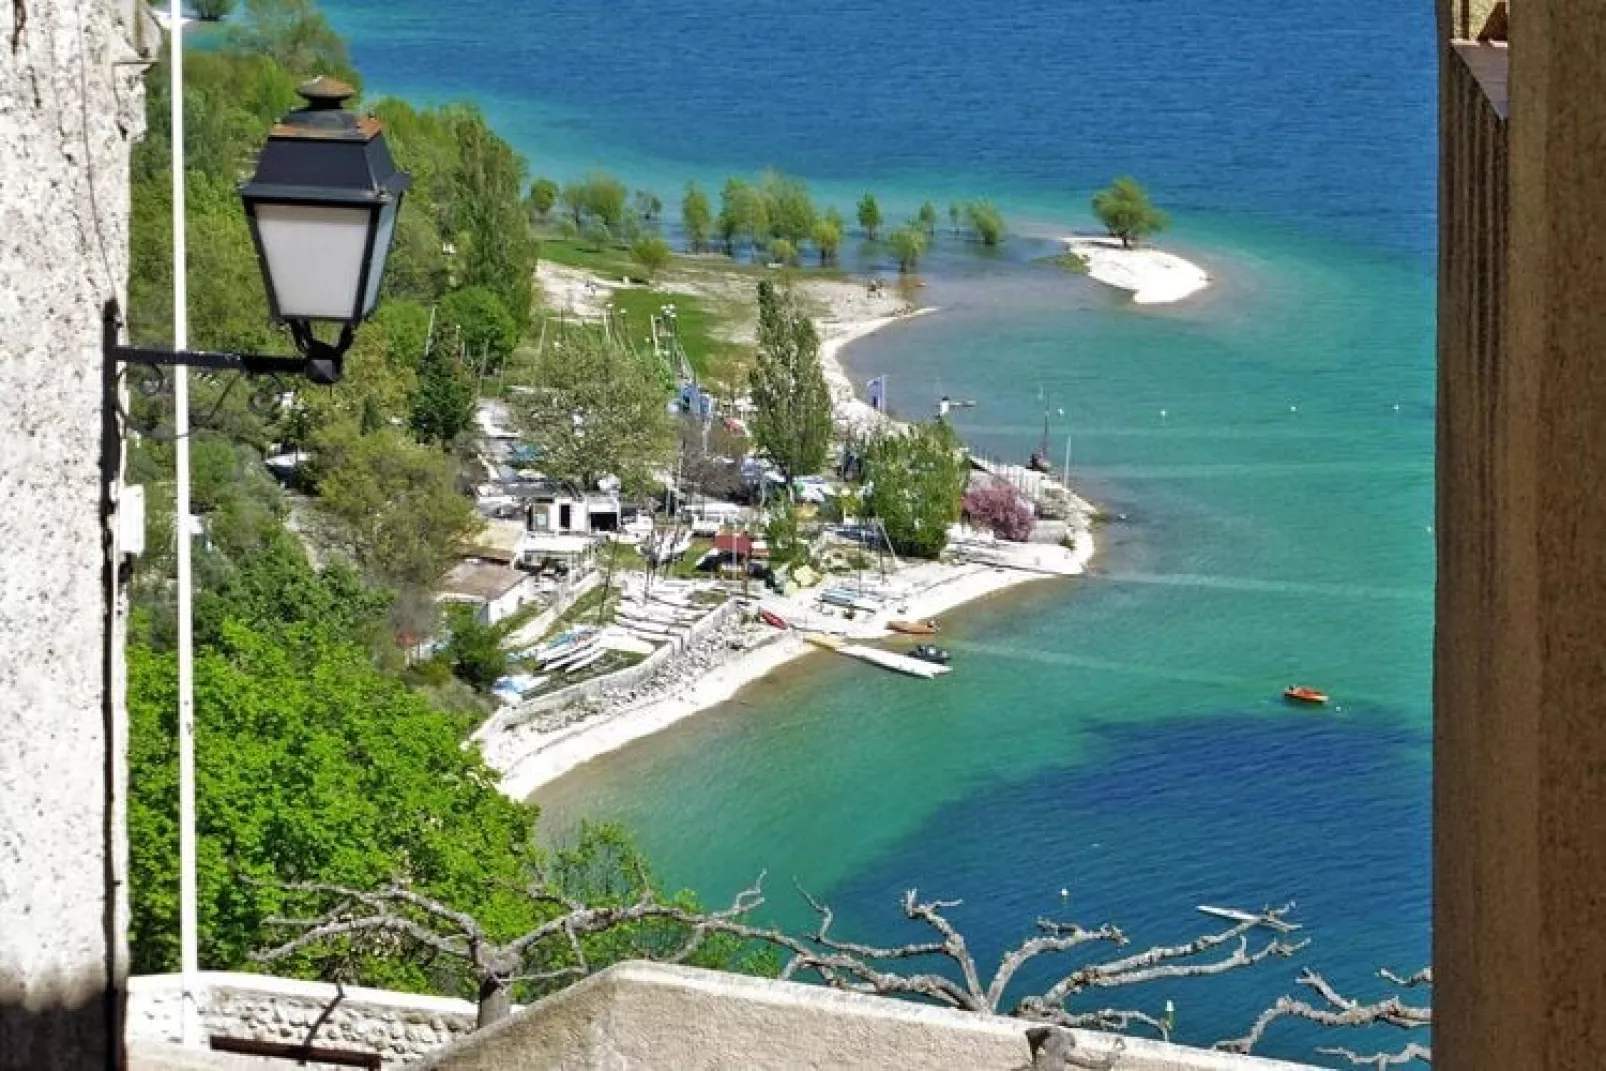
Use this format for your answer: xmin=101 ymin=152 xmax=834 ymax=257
xmin=682 ymin=182 xmax=713 ymax=252
xmin=857 ymin=193 xmax=883 ymax=240
xmin=749 ymin=281 xmax=832 ymax=487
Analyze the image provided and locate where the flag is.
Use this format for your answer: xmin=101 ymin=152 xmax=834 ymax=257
xmin=867 ymin=376 xmax=887 ymax=413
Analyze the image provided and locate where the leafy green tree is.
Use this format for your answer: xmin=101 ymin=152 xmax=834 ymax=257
xmin=128 ymin=578 xmax=540 ymax=983
xmin=888 ymin=224 xmax=927 ymax=273
xmin=517 ymin=326 xmax=675 ymax=492
xmin=561 ymin=182 xmax=588 ymax=228
xmin=631 ymin=235 xmax=672 ymax=280
xmin=618 ymin=207 xmax=645 ymax=247
xmin=528 ymin=177 xmax=560 ymax=220
xmin=225 ymin=0 xmax=357 ymax=84
xmin=409 ymin=333 xmax=478 ymax=447
xmin=681 ymin=182 xmax=713 ymax=253
xmin=581 ymin=219 xmax=612 ymax=251
xmin=857 ymin=193 xmax=883 ymax=240
xmin=372 ymin=298 xmax=433 ymax=372
xmin=313 ymin=427 xmax=483 ymax=588
xmin=579 ymin=171 xmax=629 ymax=230
xmin=811 ymin=217 xmax=842 ymax=266
xmin=439 ymin=286 xmax=518 ymax=374
xmin=444 ymin=604 xmax=507 ymax=689
xmin=719 ymin=178 xmax=769 ymax=258
xmin=749 ymin=281 xmax=831 ymax=486
xmin=965 ymin=201 xmax=1007 ymax=246
xmin=917 ymin=201 xmax=939 ymax=237
xmin=760 ymin=170 xmax=817 ymax=246
xmin=768 ymin=237 xmax=799 ymax=267
xmin=449 ymin=108 xmax=538 ymax=330
xmin=765 ymin=498 xmax=807 ymax=568
xmin=863 ymin=420 xmax=967 ymax=559
xmin=1092 ymin=177 xmax=1169 ymax=248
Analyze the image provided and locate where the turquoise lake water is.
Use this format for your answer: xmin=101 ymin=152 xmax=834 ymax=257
xmin=323 ymin=0 xmax=1437 ymax=1059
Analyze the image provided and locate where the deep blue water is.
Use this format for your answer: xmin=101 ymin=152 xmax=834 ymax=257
xmin=321 ymin=0 xmax=1439 ymax=1062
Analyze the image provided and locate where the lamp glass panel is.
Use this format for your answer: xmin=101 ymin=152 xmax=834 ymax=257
xmin=253 ymin=203 xmax=372 ymax=320
xmin=359 ymin=199 xmax=399 ymax=318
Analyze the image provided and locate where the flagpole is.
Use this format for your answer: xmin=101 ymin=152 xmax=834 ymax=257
xmin=167 ymin=0 xmax=201 ymax=1047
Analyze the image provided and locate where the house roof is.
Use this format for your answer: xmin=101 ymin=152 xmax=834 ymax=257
xmin=713 ymin=533 xmax=767 ymax=557
xmin=438 ymin=561 xmax=528 ymax=602
xmin=464 ymin=519 xmax=527 ymax=562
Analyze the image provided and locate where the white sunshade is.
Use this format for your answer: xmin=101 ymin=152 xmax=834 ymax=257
xmin=253 ymin=202 xmax=372 ymax=320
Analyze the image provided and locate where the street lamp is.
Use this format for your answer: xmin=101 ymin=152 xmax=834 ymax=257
xmin=107 ymin=76 xmax=411 ymax=385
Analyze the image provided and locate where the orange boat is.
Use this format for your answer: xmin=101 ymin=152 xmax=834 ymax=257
xmin=1282 ymin=685 xmax=1329 ymax=705
xmin=888 ymin=619 xmax=939 ymax=636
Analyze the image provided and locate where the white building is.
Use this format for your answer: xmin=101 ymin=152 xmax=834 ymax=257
xmin=437 ymin=560 xmax=538 ymax=626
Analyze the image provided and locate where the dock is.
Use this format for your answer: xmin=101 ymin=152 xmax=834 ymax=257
xmin=803 ymin=633 xmax=950 ymax=679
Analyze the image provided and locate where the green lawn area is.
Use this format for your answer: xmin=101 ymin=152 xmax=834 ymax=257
xmin=535 ymin=235 xmax=637 ymax=278
xmin=534 ymin=237 xmax=751 ymax=382
xmin=607 ymin=287 xmax=746 ymax=382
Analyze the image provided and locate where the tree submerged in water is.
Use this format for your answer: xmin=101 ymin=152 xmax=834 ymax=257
xmin=1092 ymin=177 xmax=1169 ymax=249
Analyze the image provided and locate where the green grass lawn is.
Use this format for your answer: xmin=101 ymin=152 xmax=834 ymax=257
xmin=535 ymin=235 xmax=637 ymax=278
xmin=534 ymin=237 xmax=750 ymax=382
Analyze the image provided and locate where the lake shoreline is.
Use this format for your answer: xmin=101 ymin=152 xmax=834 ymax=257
xmin=480 ymin=263 xmax=1102 ymax=799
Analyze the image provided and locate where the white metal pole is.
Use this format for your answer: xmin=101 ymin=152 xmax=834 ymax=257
xmin=169 ymin=0 xmax=200 ymax=1047
xmin=1063 ymin=428 xmax=1072 ymax=487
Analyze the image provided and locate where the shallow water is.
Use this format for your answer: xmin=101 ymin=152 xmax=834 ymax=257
xmin=324 ymin=0 xmax=1438 ymax=1058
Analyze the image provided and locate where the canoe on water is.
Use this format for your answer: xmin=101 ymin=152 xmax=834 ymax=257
xmin=888 ymin=619 xmax=938 ymax=636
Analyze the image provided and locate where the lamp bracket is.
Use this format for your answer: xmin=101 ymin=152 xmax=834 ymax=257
xmin=103 ymin=302 xmax=354 ymax=384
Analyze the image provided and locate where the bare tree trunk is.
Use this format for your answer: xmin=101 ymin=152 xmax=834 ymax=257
xmin=477 ymin=976 xmax=511 ymax=1029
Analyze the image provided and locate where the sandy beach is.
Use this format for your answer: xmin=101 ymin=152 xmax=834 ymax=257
xmin=484 ymin=261 xmax=1096 ymax=799
xmin=1063 ymin=235 xmax=1210 ymax=304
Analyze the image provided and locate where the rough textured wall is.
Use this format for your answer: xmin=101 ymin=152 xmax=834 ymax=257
xmin=1435 ymin=0 xmax=1606 ymax=1066
xmin=1433 ymin=34 xmax=1518 ymax=1063
xmin=127 ymin=973 xmax=481 ymax=1068
xmin=0 ymin=1 xmax=148 ymax=1067
xmin=422 ymin=962 xmax=1316 ymax=1071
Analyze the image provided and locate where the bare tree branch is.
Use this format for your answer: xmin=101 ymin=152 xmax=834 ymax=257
xmin=1219 ymin=967 xmax=1432 ymax=1065
xmin=1317 ymin=1042 xmax=1433 ymax=1068
xmin=252 ymin=873 xmax=1306 ymax=1048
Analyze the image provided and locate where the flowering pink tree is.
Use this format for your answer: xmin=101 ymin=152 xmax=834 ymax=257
xmin=963 ymin=479 xmax=1035 ymax=541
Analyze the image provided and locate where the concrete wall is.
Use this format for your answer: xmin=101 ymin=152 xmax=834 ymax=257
xmin=1434 ymin=0 xmax=1606 ymax=1066
xmin=0 ymin=1 xmax=150 ymax=1067
xmin=127 ymin=973 xmax=482 ymax=1068
xmin=420 ymin=962 xmax=1315 ymax=1071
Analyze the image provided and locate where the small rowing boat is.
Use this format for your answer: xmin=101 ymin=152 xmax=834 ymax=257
xmin=1196 ymin=905 xmax=1302 ymax=933
xmin=888 ymin=619 xmax=938 ymax=636
xmin=1282 ymin=685 xmax=1329 ymax=705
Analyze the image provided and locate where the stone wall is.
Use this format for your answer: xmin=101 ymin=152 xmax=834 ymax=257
xmin=0 ymin=2 xmax=151 ymax=1067
xmin=421 ymin=962 xmax=1317 ymax=1071
xmin=128 ymin=973 xmax=483 ymax=1068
